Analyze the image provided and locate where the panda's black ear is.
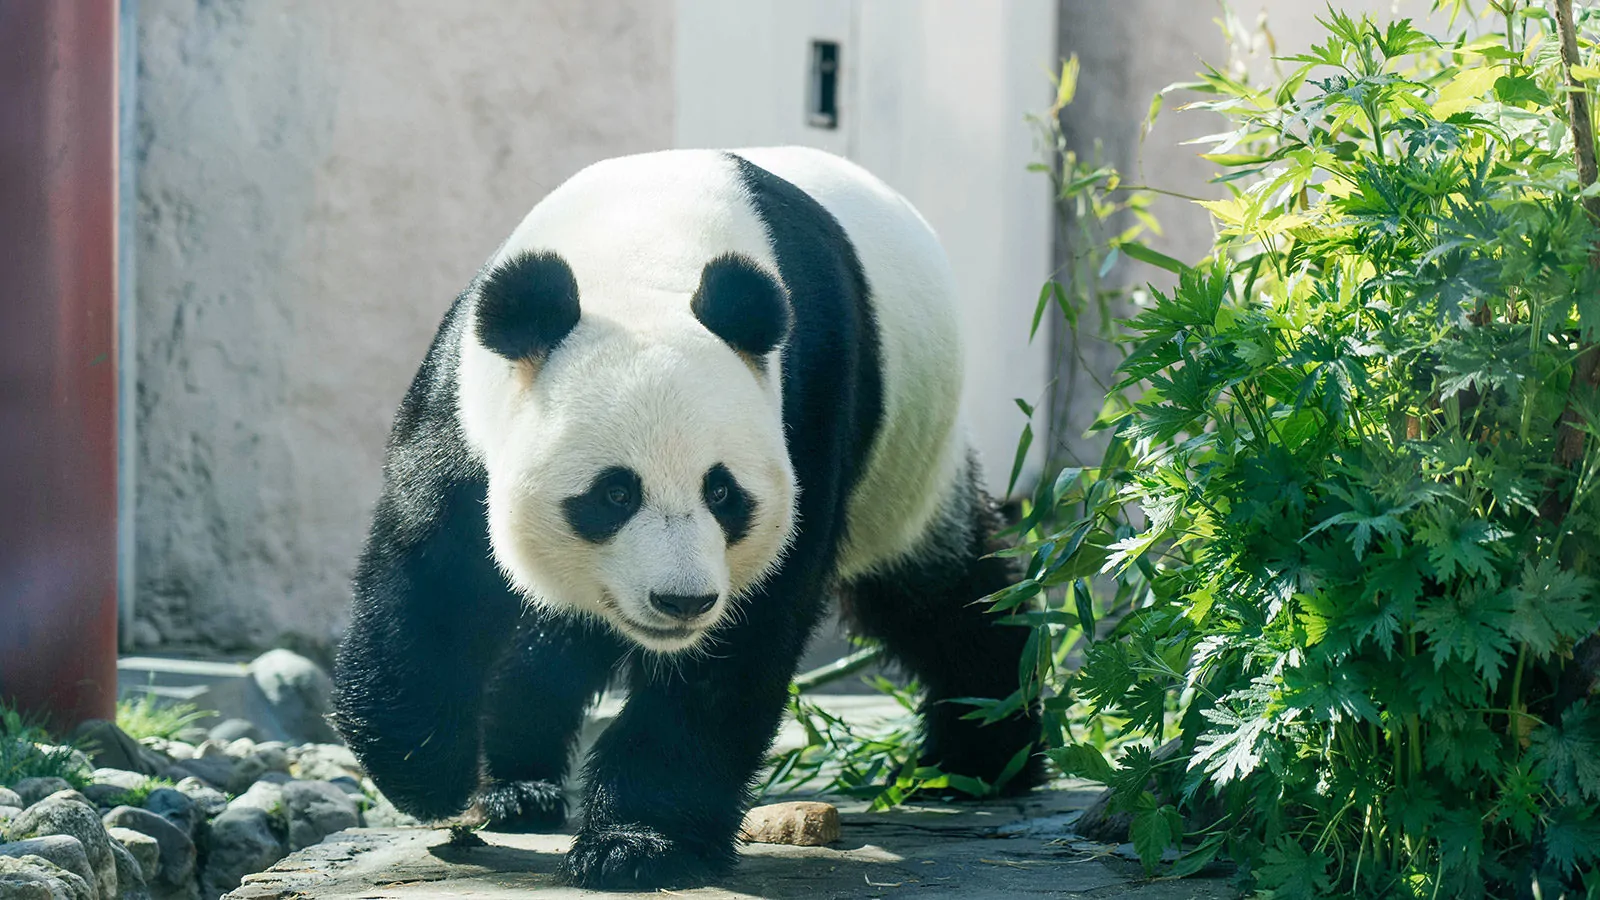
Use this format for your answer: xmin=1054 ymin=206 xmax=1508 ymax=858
xmin=474 ymin=251 xmax=581 ymax=361
xmin=691 ymin=254 xmax=792 ymax=358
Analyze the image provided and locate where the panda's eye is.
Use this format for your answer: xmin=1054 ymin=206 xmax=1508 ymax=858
xmin=606 ymin=484 xmax=633 ymax=507
xmin=707 ymin=483 xmax=730 ymax=505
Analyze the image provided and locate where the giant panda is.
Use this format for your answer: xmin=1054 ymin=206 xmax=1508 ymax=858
xmin=331 ymin=146 xmax=1044 ymax=890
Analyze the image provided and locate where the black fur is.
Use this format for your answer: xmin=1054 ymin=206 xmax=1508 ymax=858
xmin=691 ymin=253 xmax=792 ymax=357
xmin=333 ymin=154 xmax=1041 ymax=893
xmin=475 ymin=251 xmax=581 ymax=360
xmin=561 ymin=466 xmax=643 ymax=544
xmin=703 ymin=463 xmax=753 ymax=544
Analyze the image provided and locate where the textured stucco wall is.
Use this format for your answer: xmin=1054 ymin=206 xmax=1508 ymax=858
xmin=131 ymin=0 xmax=674 ymax=655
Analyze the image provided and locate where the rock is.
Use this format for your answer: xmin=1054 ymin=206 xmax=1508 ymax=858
xmin=90 ymin=771 xmax=148 ymax=792
xmin=100 ymin=808 xmax=194 ymax=899
xmin=14 ymin=778 xmax=75 ymax=807
xmin=160 ymin=752 xmax=234 ymax=792
xmin=170 ymin=780 xmax=225 ymax=818
xmin=205 ymin=720 xmax=263 ymax=744
xmin=156 ymin=743 xmax=193 ymax=763
xmin=0 ymin=806 xmax=24 ymax=827
xmin=247 ymin=650 xmax=338 ymax=745
xmin=7 ymin=791 xmax=118 ymax=899
xmin=226 ymin=782 xmax=284 ymax=819
xmin=0 ymin=853 xmax=95 ymax=900
xmin=739 ymin=801 xmax=840 ymax=846
xmin=0 ymin=836 xmax=96 ymax=896
xmin=106 ymin=839 xmax=150 ymax=900
xmin=324 ymin=777 xmax=363 ymax=798
xmin=138 ymin=790 xmax=197 ymax=839
xmin=223 ymin=756 xmax=268 ymax=795
xmin=358 ymin=792 xmax=416 ymax=828
xmin=0 ymin=786 xmax=22 ymax=807
xmin=285 ymin=744 xmax=359 ymax=782
xmin=199 ymin=808 xmax=285 ymax=900
xmin=81 ymin=785 xmax=132 ymax=809
xmin=279 ymin=781 xmax=358 ymax=851
xmin=69 ymin=721 xmax=170 ymax=778
xmin=104 ymin=828 xmax=158 ymax=883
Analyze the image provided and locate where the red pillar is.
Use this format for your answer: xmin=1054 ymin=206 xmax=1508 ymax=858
xmin=0 ymin=1 xmax=121 ymax=730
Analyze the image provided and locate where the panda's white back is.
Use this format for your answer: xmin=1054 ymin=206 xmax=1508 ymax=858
xmin=734 ymin=147 xmax=967 ymax=579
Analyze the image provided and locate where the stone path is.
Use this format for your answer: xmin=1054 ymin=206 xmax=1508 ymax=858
xmin=224 ymin=787 xmax=1232 ymax=899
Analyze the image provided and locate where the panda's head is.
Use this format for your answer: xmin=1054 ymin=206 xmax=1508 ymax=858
xmin=457 ymin=249 xmax=798 ymax=653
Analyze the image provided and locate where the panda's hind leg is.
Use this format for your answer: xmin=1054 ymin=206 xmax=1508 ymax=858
xmin=840 ymin=461 xmax=1045 ymax=795
xmin=471 ymin=612 xmax=625 ymax=831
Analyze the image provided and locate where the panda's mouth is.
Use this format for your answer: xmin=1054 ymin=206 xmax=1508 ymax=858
xmin=598 ymin=592 xmax=705 ymax=648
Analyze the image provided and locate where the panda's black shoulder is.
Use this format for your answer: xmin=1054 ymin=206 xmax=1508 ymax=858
xmin=724 ymin=152 xmax=885 ymax=512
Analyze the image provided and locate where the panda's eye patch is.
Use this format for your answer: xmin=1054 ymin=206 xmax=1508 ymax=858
xmin=564 ymin=467 xmax=643 ymax=543
xmin=703 ymin=464 xmax=754 ymax=544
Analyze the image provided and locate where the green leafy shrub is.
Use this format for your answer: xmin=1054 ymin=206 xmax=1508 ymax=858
xmin=1020 ymin=4 xmax=1600 ymax=897
xmin=115 ymin=691 xmax=215 ymax=742
xmin=0 ymin=702 xmax=91 ymax=791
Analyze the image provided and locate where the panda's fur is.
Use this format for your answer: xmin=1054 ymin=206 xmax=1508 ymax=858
xmin=332 ymin=147 xmax=1043 ymax=890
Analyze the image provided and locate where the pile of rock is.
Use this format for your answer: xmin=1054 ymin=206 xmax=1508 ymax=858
xmin=1 ymin=655 xmax=415 ymax=900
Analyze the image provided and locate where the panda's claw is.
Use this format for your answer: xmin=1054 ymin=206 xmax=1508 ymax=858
xmin=561 ymin=824 xmax=727 ymax=890
xmin=467 ymin=779 xmax=567 ymax=833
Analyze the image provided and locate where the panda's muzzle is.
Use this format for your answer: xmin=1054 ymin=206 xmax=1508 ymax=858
xmin=648 ymin=591 xmax=718 ymax=621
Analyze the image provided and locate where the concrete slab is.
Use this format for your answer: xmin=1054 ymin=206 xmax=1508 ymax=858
xmin=224 ymin=789 xmax=1231 ymax=900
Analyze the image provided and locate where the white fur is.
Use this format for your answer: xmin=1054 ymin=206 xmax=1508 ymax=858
xmin=456 ymin=148 xmax=967 ymax=651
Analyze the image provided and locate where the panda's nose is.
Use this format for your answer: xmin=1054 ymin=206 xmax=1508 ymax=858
xmin=649 ymin=592 xmax=718 ymax=620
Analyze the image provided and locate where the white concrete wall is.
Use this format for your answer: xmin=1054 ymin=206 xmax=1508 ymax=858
xmin=675 ymin=0 xmax=1058 ymax=499
xmin=131 ymin=0 xmax=674 ymax=655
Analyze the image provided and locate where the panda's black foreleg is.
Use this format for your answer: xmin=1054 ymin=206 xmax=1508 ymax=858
xmin=331 ymin=481 xmax=524 ymax=823
xmin=561 ymin=582 xmax=825 ymax=890
xmin=471 ymin=613 xmax=624 ymax=832
xmin=841 ymin=474 xmax=1045 ymax=796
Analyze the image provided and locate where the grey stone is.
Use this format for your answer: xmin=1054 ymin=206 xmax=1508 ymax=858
xmin=205 ymin=720 xmax=263 ymax=744
xmin=7 ymin=791 xmax=117 ymax=899
xmin=80 ymin=785 xmax=132 ymax=810
xmin=69 ymin=721 xmax=170 ymax=778
xmin=170 ymin=780 xmax=225 ymax=818
xmin=0 ymin=836 xmax=96 ymax=898
xmin=223 ymin=755 xmax=269 ymax=795
xmin=221 ymin=739 xmax=257 ymax=760
xmin=357 ymin=792 xmax=416 ymax=828
xmin=0 ymin=786 xmax=22 ymax=807
xmin=105 ymin=829 xmax=159 ymax=884
xmin=160 ymin=753 xmax=234 ymax=792
xmin=0 ymin=853 xmax=94 ymax=900
xmin=107 ymin=839 xmax=150 ymax=900
xmin=200 ymin=808 xmax=285 ymax=900
xmin=279 ymin=781 xmax=357 ymax=851
xmin=324 ymin=776 xmax=362 ymax=797
xmin=226 ymin=783 xmax=284 ymax=820
xmin=14 ymin=778 xmax=74 ymax=807
xmin=0 ymin=805 xmax=24 ymax=827
xmin=247 ymin=651 xmax=338 ymax=744
xmin=100 ymin=808 xmax=194 ymax=898
xmin=247 ymin=746 xmax=289 ymax=775
xmin=285 ymin=744 xmax=359 ymax=782
xmin=139 ymin=790 xmax=197 ymax=838
xmin=90 ymin=771 xmax=148 ymax=792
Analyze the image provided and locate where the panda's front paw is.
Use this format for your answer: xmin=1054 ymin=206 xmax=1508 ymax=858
xmin=560 ymin=824 xmax=729 ymax=890
xmin=467 ymin=779 xmax=566 ymax=832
